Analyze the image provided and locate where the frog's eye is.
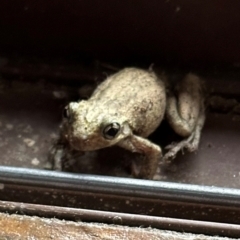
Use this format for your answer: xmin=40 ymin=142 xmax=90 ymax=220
xmin=62 ymin=106 xmax=70 ymax=119
xmin=103 ymin=122 xmax=121 ymax=140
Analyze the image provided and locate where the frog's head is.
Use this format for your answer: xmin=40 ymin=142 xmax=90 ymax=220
xmin=62 ymin=101 xmax=132 ymax=151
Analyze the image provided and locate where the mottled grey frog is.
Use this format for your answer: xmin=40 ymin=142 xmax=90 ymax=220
xmin=54 ymin=67 xmax=205 ymax=179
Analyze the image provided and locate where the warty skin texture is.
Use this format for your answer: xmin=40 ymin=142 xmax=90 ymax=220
xmin=58 ymin=67 xmax=205 ymax=179
xmin=63 ymin=68 xmax=165 ymax=179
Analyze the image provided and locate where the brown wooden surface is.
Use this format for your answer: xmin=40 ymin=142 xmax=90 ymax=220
xmin=0 ymin=213 xmax=235 ymax=240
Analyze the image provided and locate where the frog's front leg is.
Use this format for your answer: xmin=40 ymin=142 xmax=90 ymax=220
xmin=118 ymin=135 xmax=162 ymax=179
xmin=49 ymin=139 xmax=85 ymax=171
xmin=48 ymin=124 xmax=84 ymax=171
xmin=164 ymin=73 xmax=205 ymax=162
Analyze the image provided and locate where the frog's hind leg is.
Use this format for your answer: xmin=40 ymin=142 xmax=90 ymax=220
xmin=163 ymin=108 xmax=205 ymax=162
xmin=163 ymin=73 xmax=205 ymax=163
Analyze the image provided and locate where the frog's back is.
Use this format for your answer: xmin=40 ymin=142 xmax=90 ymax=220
xmin=90 ymin=68 xmax=166 ymax=136
xmin=91 ymin=68 xmax=162 ymax=100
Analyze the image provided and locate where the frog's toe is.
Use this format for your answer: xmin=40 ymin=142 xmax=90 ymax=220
xmin=48 ymin=147 xmax=65 ymax=171
xmin=162 ymin=149 xmax=179 ymax=163
xmin=186 ymin=142 xmax=198 ymax=152
xmin=165 ymin=142 xmax=178 ymax=150
xmin=163 ymin=132 xmax=200 ymax=163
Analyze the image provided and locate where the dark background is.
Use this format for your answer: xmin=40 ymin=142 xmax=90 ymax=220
xmin=0 ymin=0 xmax=239 ymax=66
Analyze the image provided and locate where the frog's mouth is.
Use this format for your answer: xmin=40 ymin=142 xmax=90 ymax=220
xmin=68 ymin=135 xmax=107 ymax=152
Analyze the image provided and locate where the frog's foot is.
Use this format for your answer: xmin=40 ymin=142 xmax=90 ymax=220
xmin=163 ymin=133 xmax=196 ymax=163
xmin=48 ymin=144 xmax=84 ymax=171
xmin=62 ymin=151 xmax=84 ymax=170
xmin=47 ymin=144 xmax=66 ymax=171
xmin=163 ymin=111 xmax=205 ymax=164
xmin=131 ymin=160 xmax=141 ymax=178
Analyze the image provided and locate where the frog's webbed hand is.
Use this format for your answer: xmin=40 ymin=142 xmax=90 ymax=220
xmin=48 ymin=124 xmax=84 ymax=171
xmin=48 ymin=138 xmax=67 ymax=171
xmin=118 ymin=135 xmax=162 ymax=179
xmin=164 ymin=73 xmax=205 ymax=162
xmin=49 ymin=138 xmax=85 ymax=171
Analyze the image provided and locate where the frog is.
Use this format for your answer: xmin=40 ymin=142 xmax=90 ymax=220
xmin=52 ymin=67 xmax=205 ymax=179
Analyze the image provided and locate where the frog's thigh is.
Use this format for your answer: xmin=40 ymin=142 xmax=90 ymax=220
xmin=164 ymin=74 xmax=205 ymax=162
xmin=118 ymin=135 xmax=162 ymax=179
xmin=166 ymin=73 xmax=203 ymax=137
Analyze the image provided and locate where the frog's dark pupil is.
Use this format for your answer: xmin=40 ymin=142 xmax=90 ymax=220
xmin=103 ymin=122 xmax=120 ymax=139
xmin=107 ymin=127 xmax=118 ymax=137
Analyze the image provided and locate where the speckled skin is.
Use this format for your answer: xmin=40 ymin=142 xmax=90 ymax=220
xmin=59 ymin=68 xmax=205 ymax=179
xmin=67 ymin=68 xmax=165 ymax=149
xmin=61 ymin=68 xmax=165 ymax=179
